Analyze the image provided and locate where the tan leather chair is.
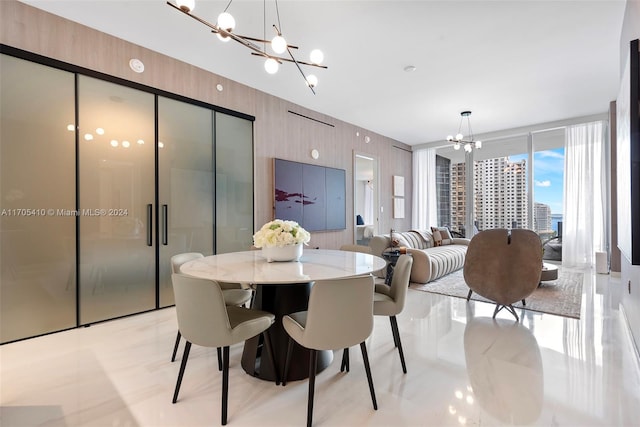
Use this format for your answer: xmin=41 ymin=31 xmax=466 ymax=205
xmin=372 ymin=254 xmax=413 ymax=373
xmin=170 ymin=253 xmax=252 ymax=364
xmin=171 ymin=273 xmax=277 ymax=425
xmin=282 ymin=276 xmax=378 ymax=427
xmin=463 ymin=229 xmax=543 ymax=321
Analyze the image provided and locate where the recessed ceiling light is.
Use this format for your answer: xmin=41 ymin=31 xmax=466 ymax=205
xmin=404 ymin=65 xmax=417 ymax=72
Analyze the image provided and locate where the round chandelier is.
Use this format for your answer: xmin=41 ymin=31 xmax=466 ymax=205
xmin=446 ymin=111 xmax=482 ymax=152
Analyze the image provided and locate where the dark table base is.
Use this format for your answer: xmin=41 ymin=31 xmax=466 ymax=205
xmin=241 ymin=282 xmax=333 ymax=382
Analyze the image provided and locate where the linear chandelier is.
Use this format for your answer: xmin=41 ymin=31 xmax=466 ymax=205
xmin=446 ymin=110 xmax=482 ymax=152
xmin=167 ymin=0 xmax=327 ymax=94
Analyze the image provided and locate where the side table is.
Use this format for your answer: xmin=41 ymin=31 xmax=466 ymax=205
xmin=539 ymin=263 xmax=559 ymax=285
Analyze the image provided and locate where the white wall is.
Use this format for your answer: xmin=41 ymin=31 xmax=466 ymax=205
xmin=619 ymin=0 xmax=640 ymax=356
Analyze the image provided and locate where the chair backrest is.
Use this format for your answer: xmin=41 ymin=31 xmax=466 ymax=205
xmin=301 ymin=275 xmax=375 ymax=351
xmin=463 ymin=229 xmax=543 ymax=305
xmin=339 ymin=244 xmax=372 ymax=254
xmin=388 ymin=255 xmax=413 ymax=311
xmin=171 ymin=273 xmax=233 ymax=347
xmin=170 ymin=252 xmax=204 ymax=274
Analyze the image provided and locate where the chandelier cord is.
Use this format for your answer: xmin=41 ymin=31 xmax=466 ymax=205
xmin=222 ymin=0 xmax=233 ymax=13
xmin=275 ymin=0 xmax=283 ymax=35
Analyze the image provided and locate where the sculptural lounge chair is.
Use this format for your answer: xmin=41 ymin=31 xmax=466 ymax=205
xmin=463 ymin=229 xmax=542 ymax=321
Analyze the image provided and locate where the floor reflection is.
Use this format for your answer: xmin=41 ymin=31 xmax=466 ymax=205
xmin=463 ymin=315 xmax=543 ymax=424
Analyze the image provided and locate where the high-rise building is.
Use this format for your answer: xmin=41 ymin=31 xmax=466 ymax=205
xmin=450 ymin=161 xmax=467 ymax=233
xmin=450 ymin=157 xmax=528 ymax=232
xmin=435 ymin=155 xmax=451 ymax=228
xmin=534 ymin=202 xmax=553 ymax=233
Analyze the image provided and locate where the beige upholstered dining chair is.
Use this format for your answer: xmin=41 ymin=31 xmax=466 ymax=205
xmin=170 ymin=253 xmax=252 ymax=365
xmin=281 ymin=275 xmax=378 ymax=427
xmin=171 ymin=273 xmax=277 ymax=425
xmin=372 ymin=254 xmax=413 ymax=374
xmin=339 ymin=244 xmax=387 ymax=279
xmin=339 ymin=244 xmax=372 ymax=254
xmin=463 ymin=229 xmax=543 ymax=321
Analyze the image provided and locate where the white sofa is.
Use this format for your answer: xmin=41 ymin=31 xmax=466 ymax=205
xmin=369 ymin=230 xmax=469 ymax=284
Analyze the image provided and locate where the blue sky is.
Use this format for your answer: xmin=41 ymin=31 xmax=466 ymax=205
xmin=510 ymin=147 xmax=565 ymax=214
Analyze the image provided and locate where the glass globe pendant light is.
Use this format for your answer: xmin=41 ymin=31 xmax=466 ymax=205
xmin=176 ymin=0 xmax=195 ymax=12
xmin=217 ymin=11 xmax=235 ymax=42
xmin=264 ymin=58 xmax=279 ymax=74
xmin=305 ymin=74 xmax=318 ymax=88
xmin=309 ymin=49 xmax=324 ymax=65
xmin=271 ymin=35 xmax=287 ymax=54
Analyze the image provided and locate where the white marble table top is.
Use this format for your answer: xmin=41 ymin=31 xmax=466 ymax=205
xmin=179 ymin=249 xmax=386 ymax=284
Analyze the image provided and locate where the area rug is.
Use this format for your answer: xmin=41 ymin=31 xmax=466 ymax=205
xmin=410 ymin=268 xmax=583 ymax=319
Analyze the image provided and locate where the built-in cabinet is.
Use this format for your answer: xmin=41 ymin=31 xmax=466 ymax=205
xmin=0 ymin=51 xmax=254 ymax=343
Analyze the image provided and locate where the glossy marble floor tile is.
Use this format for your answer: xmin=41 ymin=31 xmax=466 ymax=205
xmin=1 ymin=267 xmax=639 ymax=426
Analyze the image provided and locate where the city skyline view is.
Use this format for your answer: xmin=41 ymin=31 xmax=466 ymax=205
xmin=510 ymin=147 xmax=565 ymax=214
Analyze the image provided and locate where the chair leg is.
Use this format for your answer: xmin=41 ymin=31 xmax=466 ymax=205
xmin=340 ymin=348 xmax=350 ymax=372
xmin=467 ymin=289 xmax=473 ymax=301
xmin=389 ymin=317 xmax=399 ymax=348
xmin=282 ymin=337 xmax=294 ymax=386
xmin=171 ymin=331 xmax=181 ymax=362
xmin=359 ymin=342 xmax=378 ymax=410
xmin=390 ymin=316 xmax=407 ymax=374
xmin=263 ymin=329 xmax=280 ymax=385
xmin=493 ymin=304 xmax=519 ymax=322
xmin=221 ymin=346 xmax=230 ymax=425
xmin=217 ymin=347 xmax=223 ymax=372
xmin=307 ymin=349 xmax=318 ymax=427
xmin=172 ymin=341 xmax=191 ymax=403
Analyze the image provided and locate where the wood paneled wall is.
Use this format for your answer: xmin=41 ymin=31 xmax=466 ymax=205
xmin=1 ymin=0 xmax=413 ymax=249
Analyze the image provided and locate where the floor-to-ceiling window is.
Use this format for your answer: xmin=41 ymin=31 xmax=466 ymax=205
xmin=435 ymin=129 xmax=565 ymax=240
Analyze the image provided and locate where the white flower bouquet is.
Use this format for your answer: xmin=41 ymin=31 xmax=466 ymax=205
xmin=253 ymin=219 xmax=311 ymax=248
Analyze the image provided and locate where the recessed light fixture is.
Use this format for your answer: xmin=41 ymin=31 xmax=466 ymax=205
xmin=404 ymin=65 xmax=416 ymax=72
xmin=216 ymin=84 xmax=224 ymax=92
xmin=129 ymin=58 xmax=145 ymax=73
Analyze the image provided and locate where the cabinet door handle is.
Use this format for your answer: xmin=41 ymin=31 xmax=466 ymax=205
xmin=146 ymin=204 xmax=153 ymax=246
xmin=162 ymin=204 xmax=168 ymax=246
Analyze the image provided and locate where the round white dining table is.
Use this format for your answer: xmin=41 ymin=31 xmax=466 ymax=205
xmin=180 ymin=248 xmax=386 ymax=382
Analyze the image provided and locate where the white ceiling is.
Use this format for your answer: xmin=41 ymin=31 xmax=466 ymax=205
xmin=19 ymin=0 xmax=628 ymax=146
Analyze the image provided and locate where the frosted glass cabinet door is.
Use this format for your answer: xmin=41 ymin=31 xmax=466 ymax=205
xmin=158 ymin=97 xmax=214 ymax=307
xmin=78 ymin=76 xmax=155 ymax=324
xmin=0 ymin=55 xmax=76 ymax=343
xmin=215 ymin=113 xmax=254 ymax=253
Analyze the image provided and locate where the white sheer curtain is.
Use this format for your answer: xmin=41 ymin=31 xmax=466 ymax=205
xmin=363 ymin=181 xmax=374 ymax=224
xmin=563 ymin=121 xmax=607 ymax=267
xmin=412 ymin=147 xmax=437 ymax=230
